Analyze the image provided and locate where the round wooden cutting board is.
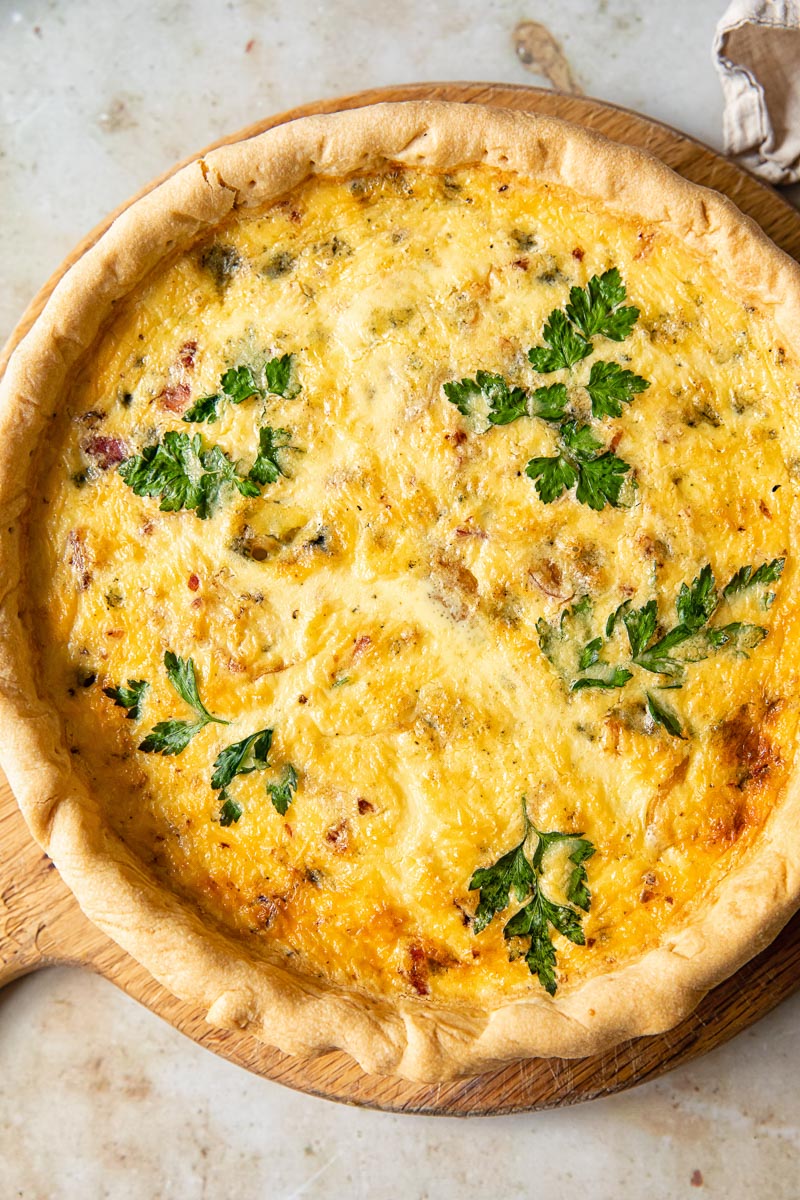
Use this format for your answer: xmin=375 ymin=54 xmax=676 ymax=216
xmin=2 ymin=82 xmax=800 ymax=1116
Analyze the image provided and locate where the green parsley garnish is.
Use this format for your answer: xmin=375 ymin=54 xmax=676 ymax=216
xmin=722 ymin=557 xmax=785 ymax=600
xmin=247 ymin=426 xmax=294 ymax=485
xmin=103 ymin=679 xmax=149 ymax=720
xmin=139 ymin=652 xmax=229 ymax=755
xmin=118 ymin=432 xmax=259 ymax=519
xmin=119 ymin=425 xmax=297 ymax=518
xmin=183 ymin=355 xmax=300 ymax=423
xmin=443 ymin=269 xmax=648 ymax=513
xmin=221 ymin=364 xmax=264 ymax=404
xmin=211 ymin=728 xmax=273 ymax=790
xmin=645 ymin=691 xmax=686 ymax=739
xmin=209 ymin=728 xmax=298 ymax=818
xmin=586 ymin=361 xmax=650 ymax=419
xmin=526 ymin=421 xmax=632 ymax=510
xmin=528 ymin=310 xmax=591 ymax=373
xmin=538 ymin=559 xmax=784 ymax=737
xmin=443 ymin=374 xmax=568 ymax=426
xmin=469 ymin=798 xmax=595 ymax=995
xmin=443 ymin=371 xmax=527 ymax=424
xmin=181 ymin=393 xmax=222 ymax=423
xmin=564 ymin=268 xmax=640 ymax=342
xmin=530 ymin=383 xmax=569 ymax=421
xmin=267 ymin=763 xmax=299 ymax=815
xmin=218 ymin=794 xmax=243 ymax=826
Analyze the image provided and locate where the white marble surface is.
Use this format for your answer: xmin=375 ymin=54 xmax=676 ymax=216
xmin=1 ymin=1 xmax=799 ymax=1196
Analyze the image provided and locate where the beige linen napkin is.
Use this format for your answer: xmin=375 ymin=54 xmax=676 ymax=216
xmin=714 ymin=0 xmax=800 ymax=184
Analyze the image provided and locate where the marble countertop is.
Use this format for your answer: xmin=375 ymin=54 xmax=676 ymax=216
xmin=1 ymin=1 xmax=799 ymax=1196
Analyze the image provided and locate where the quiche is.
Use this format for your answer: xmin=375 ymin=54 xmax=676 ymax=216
xmin=2 ymin=102 xmax=800 ymax=1082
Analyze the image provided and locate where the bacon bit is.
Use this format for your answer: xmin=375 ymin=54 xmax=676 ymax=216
xmin=609 ymin=429 xmax=623 ymax=453
xmin=445 ymin=429 xmax=468 ymax=446
xmin=82 ymin=434 xmax=127 ymax=469
xmin=227 ymin=658 xmax=246 ymax=673
xmin=284 ymin=824 xmax=293 ymax=837
xmin=159 ymin=383 xmax=191 ymax=413
xmin=178 ymin=340 xmax=197 ymax=370
xmin=512 ymin=257 xmax=529 ymax=270
xmin=759 ymin=499 xmax=772 ymax=519
xmin=142 ymin=520 xmax=155 ymax=535
xmin=357 ymin=798 xmax=374 ymax=815
xmin=245 ymin=37 xmax=256 ymax=52
xmin=406 ymin=944 xmax=430 ymax=997
xmin=191 ymin=597 xmax=202 ymax=609
xmin=297 ymin=694 xmax=308 ymax=704
xmin=187 ymin=573 xmax=200 ymax=591
xmin=289 ymin=209 xmax=303 ymax=223
xmin=586 ymin=937 xmax=596 ymax=948
xmin=105 ymin=629 xmax=125 ymax=639
xmin=253 ymin=893 xmax=284 ymax=929
xmin=352 ymin=634 xmax=372 ymax=660
xmin=640 ymin=870 xmax=658 ymax=904
xmin=325 ymin=820 xmax=350 ymax=852
xmin=690 ymin=1170 xmax=703 ymax=1189
xmin=67 ymin=530 xmax=91 ymax=591
xmin=572 ymin=247 xmax=585 ymax=260
xmin=455 ymin=518 xmax=488 ymax=539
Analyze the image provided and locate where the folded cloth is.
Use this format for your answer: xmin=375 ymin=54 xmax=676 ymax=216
xmin=714 ymin=0 xmax=800 ymax=185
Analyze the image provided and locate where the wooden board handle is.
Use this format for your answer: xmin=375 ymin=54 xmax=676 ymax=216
xmin=0 ymin=775 xmax=68 ymax=988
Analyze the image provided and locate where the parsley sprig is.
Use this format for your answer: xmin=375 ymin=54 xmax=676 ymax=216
xmin=538 ymin=558 xmax=784 ymax=737
xmin=526 ymin=421 xmax=631 ymax=510
xmin=119 ymin=426 xmax=296 ymax=518
xmin=528 ymin=311 xmax=590 ymax=372
xmin=443 ymin=269 xmax=648 ymax=511
xmin=103 ymin=679 xmax=149 ymax=720
xmin=586 ymin=361 xmax=649 ymax=419
xmin=183 ymin=355 xmax=299 ymax=423
xmin=469 ymin=798 xmax=595 ymax=995
xmin=247 ymin=426 xmax=294 ymax=485
xmin=268 ymin=763 xmax=299 ymax=815
xmin=564 ymin=268 xmax=640 ymax=342
xmin=210 ymin=727 xmax=299 ymax=823
xmin=139 ymin=652 xmax=229 ymax=755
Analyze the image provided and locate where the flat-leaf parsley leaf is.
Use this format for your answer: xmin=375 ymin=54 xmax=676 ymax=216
xmin=139 ymin=652 xmax=229 ymax=755
xmin=586 ymin=360 xmax=650 ymax=419
xmin=469 ymin=799 xmax=595 ymax=995
xmin=103 ymin=679 xmax=149 ymax=720
xmin=564 ymin=268 xmax=640 ymax=342
xmin=528 ymin=310 xmax=591 ymax=373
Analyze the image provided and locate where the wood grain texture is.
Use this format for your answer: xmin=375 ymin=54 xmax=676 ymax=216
xmin=2 ymin=82 xmax=800 ymax=1116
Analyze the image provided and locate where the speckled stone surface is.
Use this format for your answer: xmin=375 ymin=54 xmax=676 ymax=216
xmin=1 ymin=2 xmax=799 ymax=1196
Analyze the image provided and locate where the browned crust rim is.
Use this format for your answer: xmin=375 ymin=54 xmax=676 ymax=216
xmin=1 ymin=100 xmax=800 ymax=1082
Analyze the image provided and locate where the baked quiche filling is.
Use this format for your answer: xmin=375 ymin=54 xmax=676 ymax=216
xmin=28 ymin=165 xmax=800 ymax=1004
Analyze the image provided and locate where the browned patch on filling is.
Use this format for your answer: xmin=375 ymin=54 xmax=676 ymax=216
xmin=429 ymin=553 xmax=479 ymax=621
xmin=718 ymin=702 xmax=780 ymax=792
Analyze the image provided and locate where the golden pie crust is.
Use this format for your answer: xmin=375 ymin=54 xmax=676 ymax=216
xmin=2 ymin=102 xmax=800 ymax=1081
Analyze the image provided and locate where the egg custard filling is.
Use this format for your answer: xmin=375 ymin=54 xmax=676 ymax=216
xmin=29 ymin=164 xmax=800 ymax=1005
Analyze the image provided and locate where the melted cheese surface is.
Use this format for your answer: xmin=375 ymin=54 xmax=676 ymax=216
xmin=28 ymin=166 xmax=800 ymax=1003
